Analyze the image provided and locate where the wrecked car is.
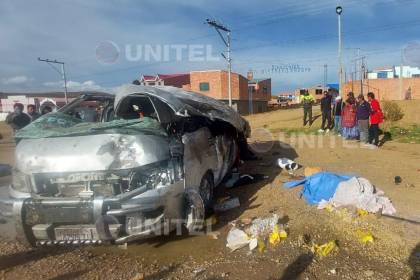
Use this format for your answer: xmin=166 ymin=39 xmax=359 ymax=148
xmin=9 ymin=85 xmax=251 ymax=246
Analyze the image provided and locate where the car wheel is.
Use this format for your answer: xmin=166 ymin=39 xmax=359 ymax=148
xmin=199 ymin=172 xmax=214 ymax=210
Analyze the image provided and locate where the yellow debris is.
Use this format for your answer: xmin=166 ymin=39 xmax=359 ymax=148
xmin=279 ymin=229 xmax=288 ymax=239
xmin=257 ymin=238 xmax=266 ymax=253
xmin=357 ymin=230 xmax=374 ymax=244
xmin=269 ymin=225 xmax=288 ymax=247
xmin=311 ymin=241 xmax=337 ymax=257
xmin=325 ymin=204 xmax=334 ymax=212
xmin=357 ymin=209 xmax=369 ymax=217
xmin=269 ymin=225 xmax=281 ymax=246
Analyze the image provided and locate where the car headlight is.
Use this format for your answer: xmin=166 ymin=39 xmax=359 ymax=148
xmin=11 ymin=170 xmax=31 ymax=193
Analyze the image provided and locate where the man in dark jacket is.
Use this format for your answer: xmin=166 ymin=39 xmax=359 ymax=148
xmin=356 ymin=94 xmax=371 ymax=143
xmin=6 ymin=103 xmax=31 ymax=131
xmin=320 ymin=91 xmax=332 ymax=132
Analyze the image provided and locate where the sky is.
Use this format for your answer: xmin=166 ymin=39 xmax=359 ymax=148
xmin=0 ymin=0 xmax=420 ymax=94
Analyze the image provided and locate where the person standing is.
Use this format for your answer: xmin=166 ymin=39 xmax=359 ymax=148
xmin=367 ymin=92 xmax=383 ymax=146
xmin=301 ymin=90 xmax=315 ymax=126
xmin=5 ymin=103 xmax=31 ymax=131
xmin=341 ymin=92 xmax=359 ymax=140
xmin=356 ymin=94 xmax=371 ymax=143
xmin=333 ymin=96 xmax=343 ymax=135
xmin=319 ymin=91 xmax=332 ymax=132
xmin=27 ymin=104 xmax=41 ymax=122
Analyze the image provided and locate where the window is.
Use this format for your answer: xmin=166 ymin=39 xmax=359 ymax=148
xmin=199 ymin=82 xmax=210 ymax=91
xmin=61 ymin=96 xmax=114 ymax=122
xmin=315 ymin=89 xmax=323 ymax=95
xmin=263 ymin=87 xmax=268 ymax=94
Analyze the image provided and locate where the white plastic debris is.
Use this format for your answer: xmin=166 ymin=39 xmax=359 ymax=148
xmin=326 ymin=177 xmax=396 ymax=215
xmin=226 ymin=228 xmax=250 ymax=251
xmin=277 ymin=158 xmax=299 ymax=173
xmin=246 ymin=214 xmax=279 ymax=237
xmin=249 ymin=238 xmax=258 ymax=251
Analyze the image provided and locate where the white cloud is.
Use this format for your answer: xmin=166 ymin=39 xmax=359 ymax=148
xmin=1 ymin=75 xmax=32 ymax=85
xmin=44 ymin=80 xmax=104 ymax=91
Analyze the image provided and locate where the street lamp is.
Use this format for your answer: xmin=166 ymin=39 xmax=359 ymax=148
xmin=336 ymin=6 xmax=343 ymax=97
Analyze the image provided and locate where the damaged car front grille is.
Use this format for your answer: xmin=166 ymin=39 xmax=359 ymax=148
xmin=27 ymin=159 xmax=182 ymax=199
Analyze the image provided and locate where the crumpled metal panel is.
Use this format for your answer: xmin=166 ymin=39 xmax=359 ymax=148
xmin=114 ymin=84 xmax=251 ymax=137
xmin=16 ymin=133 xmax=170 ymax=173
xmin=213 ymin=134 xmax=237 ymax=185
xmin=182 ymin=127 xmax=219 ymax=189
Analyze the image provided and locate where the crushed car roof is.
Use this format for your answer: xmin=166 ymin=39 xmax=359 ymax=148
xmin=114 ymin=84 xmax=250 ymax=136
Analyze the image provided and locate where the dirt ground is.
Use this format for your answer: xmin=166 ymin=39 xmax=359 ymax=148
xmin=0 ymin=103 xmax=419 ymax=280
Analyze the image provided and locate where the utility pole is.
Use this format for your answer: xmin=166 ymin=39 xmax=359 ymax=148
xmin=399 ymin=49 xmax=404 ymax=100
xmin=323 ymin=64 xmax=328 ymax=90
xmin=361 ymin=56 xmax=365 ymax=96
xmin=38 ymin=57 xmax=69 ymax=104
xmin=336 ymin=6 xmax=343 ymax=97
xmin=206 ymin=19 xmax=232 ymax=107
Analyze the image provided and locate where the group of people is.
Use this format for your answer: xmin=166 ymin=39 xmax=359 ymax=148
xmin=6 ymin=103 xmax=51 ymax=131
xmin=302 ymin=90 xmax=383 ymax=147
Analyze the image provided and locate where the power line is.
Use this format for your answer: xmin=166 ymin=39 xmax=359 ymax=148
xmin=206 ymin=19 xmax=233 ymax=107
xmin=38 ymin=57 xmax=69 ymax=103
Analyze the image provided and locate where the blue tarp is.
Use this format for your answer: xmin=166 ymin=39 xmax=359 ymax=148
xmin=283 ymin=172 xmax=351 ymax=205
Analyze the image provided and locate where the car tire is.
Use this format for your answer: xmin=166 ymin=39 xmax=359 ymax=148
xmin=199 ymin=171 xmax=214 ymax=211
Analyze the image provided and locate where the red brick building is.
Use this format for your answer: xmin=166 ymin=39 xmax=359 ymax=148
xmin=139 ymin=70 xmax=271 ymax=115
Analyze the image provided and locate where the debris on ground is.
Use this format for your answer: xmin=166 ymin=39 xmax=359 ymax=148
xmin=131 ymin=273 xmax=144 ymax=280
xmin=225 ymin=173 xmax=268 ymax=188
xmin=284 ymin=172 xmax=396 ymax=215
xmin=193 ymin=267 xmax=206 ymax=276
xmin=207 ymin=231 xmax=221 ymax=240
xmin=357 ymin=209 xmax=369 ymax=217
xmin=329 ymin=177 xmax=396 ymax=215
xmin=357 ymin=230 xmax=375 ymax=244
xmin=277 ymin=158 xmax=300 ymax=174
xmin=309 ymin=240 xmax=338 ymax=257
xmin=394 ymin=176 xmax=402 ymax=185
xmin=226 ymin=214 xmax=288 ymax=252
xmin=226 ymin=228 xmax=249 ymax=251
xmin=214 ymin=196 xmax=240 ymax=212
xmin=284 ymin=172 xmax=351 ymax=205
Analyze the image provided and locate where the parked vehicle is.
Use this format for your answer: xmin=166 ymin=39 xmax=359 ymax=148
xmin=277 ymin=96 xmax=290 ymax=108
xmin=9 ymin=85 xmax=251 ymax=246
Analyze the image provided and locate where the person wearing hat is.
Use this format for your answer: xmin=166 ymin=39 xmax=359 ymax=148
xmin=333 ymin=95 xmax=343 ymax=135
xmin=356 ymin=94 xmax=371 ymax=143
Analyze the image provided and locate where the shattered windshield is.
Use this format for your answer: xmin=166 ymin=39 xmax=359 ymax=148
xmin=14 ymin=112 xmax=167 ymax=139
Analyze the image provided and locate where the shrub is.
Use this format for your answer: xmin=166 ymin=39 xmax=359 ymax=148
xmin=382 ymin=101 xmax=404 ymax=122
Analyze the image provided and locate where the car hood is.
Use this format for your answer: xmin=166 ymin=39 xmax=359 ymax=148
xmin=16 ymin=133 xmax=170 ymax=174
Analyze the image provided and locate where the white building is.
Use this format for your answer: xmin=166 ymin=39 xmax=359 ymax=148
xmin=367 ymin=66 xmax=420 ymax=79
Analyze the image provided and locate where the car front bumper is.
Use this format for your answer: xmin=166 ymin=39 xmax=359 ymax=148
xmin=9 ymin=180 xmax=186 ymax=246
